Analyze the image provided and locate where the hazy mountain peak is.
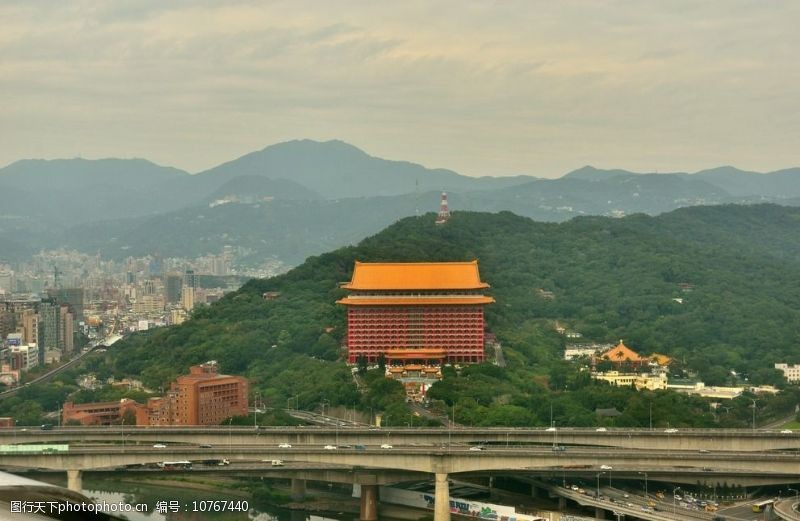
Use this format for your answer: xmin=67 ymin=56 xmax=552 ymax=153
xmin=563 ymin=165 xmax=637 ymax=181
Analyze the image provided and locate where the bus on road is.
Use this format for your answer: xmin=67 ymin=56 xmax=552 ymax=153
xmin=752 ymin=499 xmax=775 ymax=513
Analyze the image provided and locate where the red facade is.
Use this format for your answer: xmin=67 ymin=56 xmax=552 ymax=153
xmin=346 ymin=305 xmax=486 ymax=364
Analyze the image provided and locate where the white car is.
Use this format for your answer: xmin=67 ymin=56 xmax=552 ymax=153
xmin=469 ymin=446 xmax=484 ymax=451
xmin=153 ymin=444 xmax=167 ymax=448
xmin=546 ymin=427 xmax=557 ymax=432
xmin=600 ymin=464 xmax=613 ymax=470
xmin=380 ymin=444 xmax=393 ymax=449
xmin=781 ymin=429 xmax=793 ymax=434
xmin=664 ymin=428 xmax=678 ymax=433
xmin=323 ymin=445 xmax=337 ymax=450
xmin=278 ymin=443 xmax=292 ymax=448
xmin=595 ymin=427 xmax=607 ymax=432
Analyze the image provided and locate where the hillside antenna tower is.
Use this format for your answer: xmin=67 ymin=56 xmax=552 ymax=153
xmin=435 ymin=191 xmax=450 ymax=225
xmin=415 ymin=179 xmax=420 ymax=216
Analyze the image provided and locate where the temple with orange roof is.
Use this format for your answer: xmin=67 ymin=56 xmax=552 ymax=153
xmin=599 ymin=340 xmax=644 ymax=367
xmin=337 ymin=261 xmax=494 ymax=365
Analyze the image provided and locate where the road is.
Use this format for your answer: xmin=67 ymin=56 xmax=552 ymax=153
xmin=0 ymin=346 xmax=97 ymax=400
xmin=774 ymin=498 xmax=800 ymax=520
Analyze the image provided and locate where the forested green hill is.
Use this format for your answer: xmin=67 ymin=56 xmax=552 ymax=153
xmin=84 ymin=204 xmax=800 ymax=428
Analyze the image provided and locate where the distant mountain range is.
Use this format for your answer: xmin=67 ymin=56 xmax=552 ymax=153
xmin=1 ymin=139 xmax=799 ymax=265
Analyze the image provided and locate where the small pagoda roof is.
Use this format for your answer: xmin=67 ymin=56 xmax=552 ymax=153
xmin=601 ymin=340 xmax=642 ymax=362
xmin=340 ymin=261 xmax=490 ymax=291
xmin=648 ymin=353 xmax=673 ymax=366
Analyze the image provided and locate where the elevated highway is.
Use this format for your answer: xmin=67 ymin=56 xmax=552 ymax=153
xmin=4 ymin=427 xmax=799 ymax=521
xmin=4 ymin=425 xmax=800 ymax=452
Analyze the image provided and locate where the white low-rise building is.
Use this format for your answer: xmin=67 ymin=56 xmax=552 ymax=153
xmin=593 ymin=371 xmax=668 ymax=391
xmin=775 ymin=363 xmax=800 ymax=383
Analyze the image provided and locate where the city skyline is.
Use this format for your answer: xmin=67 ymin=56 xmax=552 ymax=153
xmin=2 ymin=1 xmax=799 ymax=178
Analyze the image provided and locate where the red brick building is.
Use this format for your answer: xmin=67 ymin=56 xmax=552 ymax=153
xmin=338 ymin=261 xmax=494 ymax=365
xmin=62 ymin=398 xmax=148 ymax=426
xmin=148 ymin=361 xmax=249 ymax=426
xmin=63 ymin=362 xmax=249 ymax=427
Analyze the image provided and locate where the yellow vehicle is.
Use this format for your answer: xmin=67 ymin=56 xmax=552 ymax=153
xmin=648 ymin=500 xmax=657 ymax=508
xmin=656 ymin=492 xmax=665 ymax=499
xmin=705 ymin=504 xmax=717 ymax=512
xmin=752 ymin=499 xmax=775 ymax=513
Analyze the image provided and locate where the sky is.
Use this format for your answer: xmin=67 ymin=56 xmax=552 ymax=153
xmin=1 ymin=0 xmax=798 ymax=178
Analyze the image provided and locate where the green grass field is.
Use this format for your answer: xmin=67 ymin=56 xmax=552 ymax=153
xmin=779 ymin=421 xmax=800 ymax=430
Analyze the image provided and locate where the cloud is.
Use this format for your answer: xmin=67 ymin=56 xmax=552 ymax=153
xmin=1 ymin=0 xmax=798 ymax=176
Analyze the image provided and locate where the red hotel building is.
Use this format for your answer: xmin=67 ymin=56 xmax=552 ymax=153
xmin=338 ymin=261 xmax=494 ymax=365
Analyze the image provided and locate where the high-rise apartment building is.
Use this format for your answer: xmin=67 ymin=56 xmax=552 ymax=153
xmin=37 ymin=299 xmax=60 ymax=352
xmin=47 ymin=288 xmax=84 ymax=322
xmin=58 ymin=305 xmax=74 ymax=354
xmin=165 ymin=274 xmax=183 ymax=304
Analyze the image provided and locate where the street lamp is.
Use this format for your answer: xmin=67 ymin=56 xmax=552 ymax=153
xmin=788 ymin=488 xmax=798 ymax=502
xmin=596 ymin=472 xmax=605 ymax=500
xmin=673 ymin=487 xmax=681 ymax=514
xmin=121 ymin=418 xmax=125 ymax=451
xmin=638 ymin=471 xmax=648 ymax=498
xmin=228 ymin=417 xmax=233 ymax=453
xmin=750 ymin=399 xmax=757 ymax=430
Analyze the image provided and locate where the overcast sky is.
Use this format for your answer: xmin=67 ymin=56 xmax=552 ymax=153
xmin=1 ymin=1 xmax=798 ymax=177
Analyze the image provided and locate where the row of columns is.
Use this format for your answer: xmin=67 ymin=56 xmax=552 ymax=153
xmin=290 ymin=475 xmax=451 ymax=521
xmin=66 ymin=471 xmax=453 ymax=521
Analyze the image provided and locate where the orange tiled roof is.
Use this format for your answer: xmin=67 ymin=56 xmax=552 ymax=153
xmin=649 ymin=353 xmax=673 ymax=366
xmin=337 ymin=296 xmax=494 ymax=306
xmin=601 ymin=340 xmax=642 ymax=362
xmin=341 ymin=261 xmax=490 ymax=290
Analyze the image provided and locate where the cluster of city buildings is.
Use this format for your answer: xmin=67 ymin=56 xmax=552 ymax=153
xmin=62 ymin=361 xmax=248 ymax=426
xmin=0 ymin=247 xmax=286 ymax=388
xmin=0 ymin=289 xmax=83 ymax=385
xmin=0 ymin=247 xmax=286 ymax=335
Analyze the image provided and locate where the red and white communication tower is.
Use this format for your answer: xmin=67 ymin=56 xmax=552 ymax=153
xmin=435 ymin=191 xmax=450 ymax=225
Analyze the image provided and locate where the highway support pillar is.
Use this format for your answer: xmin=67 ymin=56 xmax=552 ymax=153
xmin=558 ymin=496 xmax=566 ymax=510
xmin=530 ymin=484 xmax=539 ymax=498
xmin=290 ymin=478 xmax=306 ymax=501
xmin=434 ymin=473 xmax=450 ymax=521
xmin=66 ymin=470 xmax=82 ymax=492
xmin=360 ymin=484 xmax=378 ymax=521
xmin=595 ymin=506 xmax=607 ymax=519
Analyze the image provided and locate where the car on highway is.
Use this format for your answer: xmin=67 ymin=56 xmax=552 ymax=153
xmin=600 ymin=465 xmax=613 ymax=470
xmin=469 ymin=446 xmax=484 ymax=451
xmin=153 ymin=444 xmax=167 ymax=449
xmin=664 ymin=428 xmax=678 ymax=433
xmin=699 ymin=449 xmax=710 ymax=453
xmin=781 ymin=429 xmax=793 ymax=434
xmin=278 ymin=443 xmax=292 ymax=448
xmin=199 ymin=444 xmax=212 ymax=448
xmin=595 ymin=427 xmax=607 ymax=432
xmin=380 ymin=444 xmax=393 ymax=449
xmin=323 ymin=445 xmax=337 ymax=450
xmin=546 ymin=427 xmax=557 ymax=432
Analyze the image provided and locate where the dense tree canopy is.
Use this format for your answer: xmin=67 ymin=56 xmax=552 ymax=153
xmin=6 ymin=204 xmax=800 ymax=426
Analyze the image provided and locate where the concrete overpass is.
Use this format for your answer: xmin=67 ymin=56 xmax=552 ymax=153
xmin=4 ymin=426 xmax=800 ymax=452
xmin=2 ymin=444 xmax=799 ymax=521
